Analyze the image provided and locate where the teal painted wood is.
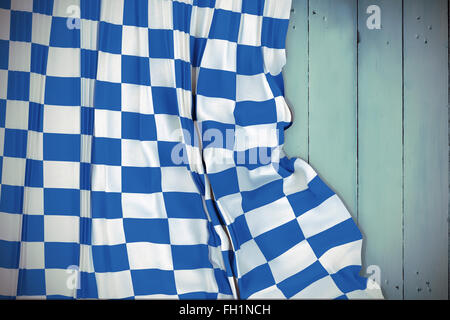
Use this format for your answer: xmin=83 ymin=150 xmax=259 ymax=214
xmin=284 ymin=0 xmax=309 ymax=161
xmin=403 ymin=0 xmax=448 ymax=299
xmin=357 ymin=0 xmax=404 ymax=299
xmin=307 ymin=0 xmax=358 ymax=217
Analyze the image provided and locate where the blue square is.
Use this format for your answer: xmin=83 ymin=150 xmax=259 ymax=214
xmin=0 ymin=240 xmax=20 ymax=268
xmin=121 ymin=55 xmax=150 ymax=85
xmin=77 ymin=272 xmax=98 ymax=299
xmin=255 ymin=220 xmax=304 ymax=261
xmin=0 ymin=40 xmax=8 ymax=70
xmin=92 ymin=137 xmax=121 ymax=165
xmin=91 ymin=191 xmax=123 ymax=219
xmin=0 ymin=0 xmax=11 ymax=9
xmin=123 ymin=0 xmax=148 ymax=27
xmin=80 ymin=162 xmax=90 ymax=190
xmin=234 ymin=100 xmax=277 ymax=126
xmin=50 ymin=17 xmax=80 ymax=48
xmin=122 ymin=166 xmax=161 ymax=193
xmin=80 ymin=0 xmax=101 ymax=20
xmin=0 ymin=185 xmax=24 ymax=214
xmin=17 ymin=269 xmax=46 ymax=296
xmin=209 ymin=9 xmax=241 ymax=42
xmin=10 ymin=11 xmax=32 ymax=42
xmin=197 ymin=68 xmax=236 ymax=100
xmin=214 ymin=268 xmax=233 ymax=295
xmin=25 ymin=159 xmax=43 ymax=187
xmin=242 ymin=0 xmax=264 ymax=15
xmin=193 ymin=0 xmax=215 ymax=8
xmin=81 ymin=49 xmax=98 ymax=79
xmin=122 ymin=112 xmax=156 ymax=141
xmin=241 ymin=179 xmax=284 ymax=213
xmin=45 ymin=242 xmax=80 ymax=268
xmin=229 ymin=215 xmax=252 ymax=249
xmin=266 ymin=72 xmax=284 ymax=96
xmin=190 ymin=37 xmax=207 ymax=68
xmin=44 ymin=76 xmax=80 ymax=106
xmin=44 ymin=133 xmax=80 ymax=161
xmin=4 ymin=128 xmax=27 ymax=158
xmin=173 ymin=1 xmax=192 ymax=33
xmin=208 ymin=167 xmax=240 ymax=199
xmin=151 ymin=87 xmax=179 ymax=115
xmin=0 ymin=99 xmax=5 ymax=127
xmin=80 ymin=106 xmax=94 ymax=135
xmin=163 ymin=192 xmax=205 ymax=219
xmin=93 ymin=81 xmax=121 ymax=111
xmin=92 ymin=244 xmax=130 ymax=272
xmin=28 ymin=102 xmax=43 ymax=132
xmin=21 ymin=215 xmax=44 ymax=242
xmin=131 ymin=269 xmax=177 ymax=296
xmin=123 ymin=218 xmax=170 ymax=244
xmin=238 ymin=263 xmax=275 ymax=299
xmin=98 ymin=22 xmax=122 ymax=54
xmin=175 ymin=59 xmax=191 ymax=90
xmin=157 ymin=141 xmax=187 ymax=167
xmin=148 ymin=29 xmax=174 ymax=58
xmin=79 ymin=217 xmax=91 ymax=245
xmin=33 ymin=0 xmax=54 ymax=15
xmin=261 ymin=17 xmax=289 ymax=49
xmin=172 ymin=244 xmax=212 ymax=270
xmin=7 ymin=71 xmax=30 ymax=101
xmin=330 ymin=265 xmax=367 ymax=294
xmin=44 ymin=188 xmax=80 ymax=216
xmin=236 ymin=44 xmax=264 ymax=75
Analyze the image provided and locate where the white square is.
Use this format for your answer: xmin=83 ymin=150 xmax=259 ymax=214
xmin=8 ymin=41 xmax=31 ymax=72
xmin=236 ymin=74 xmax=273 ymax=102
xmin=43 ymin=105 xmax=80 ymax=134
xmin=216 ymin=193 xmax=244 ymax=225
xmin=122 ymin=192 xmax=167 ymax=219
xmin=168 ymin=218 xmax=209 ymax=245
xmin=149 ymin=58 xmax=176 ymax=87
xmin=11 ymin=0 xmax=33 ymax=12
xmin=92 ymin=218 xmax=126 ymax=245
xmin=26 ymin=131 xmax=43 ymax=160
xmin=262 ymin=47 xmax=286 ymax=75
xmin=173 ymin=30 xmax=190 ymax=61
xmin=122 ymin=26 xmax=149 ymax=57
xmin=20 ymin=242 xmax=45 ymax=269
xmin=97 ymin=51 xmax=121 ymax=83
xmin=80 ymin=135 xmax=92 ymax=163
xmin=238 ymin=14 xmax=262 ymax=46
xmin=31 ymin=12 xmax=52 ymax=45
xmin=236 ymin=239 xmax=267 ymax=277
xmin=29 ymin=73 xmax=46 ymax=104
xmin=154 ymin=114 xmax=181 ymax=142
xmin=0 ymin=268 xmax=18 ymax=297
xmin=161 ymin=167 xmax=198 ymax=193
xmin=81 ymin=78 xmax=95 ymax=107
xmin=245 ymin=197 xmax=296 ymax=238
xmin=96 ymin=270 xmax=134 ymax=299
xmin=2 ymin=157 xmax=26 ymax=186
xmin=44 ymin=215 xmax=79 ymax=242
xmin=0 ymin=212 xmax=22 ymax=242
xmin=127 ymin=242 xmax=173 ymax=270
xmin=121 ymin=83 xmax=154 ymax=114
xmin=0 ymin=127 xmax=4 ymax=156
xmin=318 ymin=240 xmax=362 ymax=275
xmin=263 ymin=0 xmax=291 ymax=19
xmin=43 ymin=161 xmax=79 ymax=189
xmin=0 ymin=9 xmax=11 ymax=41
xmin=174 ymin=269 xmax=218 ymax=295
xmin=122 ymin=140 xmax=160 ymax=167
xmin=203 ymin=147 xmax=235 ymax=174
xmin=52 ymin=0 xmax=80 ymax=17
xmin=80 ymin=189 xmax=90 ymax=218
xmin=81 ymin=19 xmax=98 ymax=51
xmin=291 ymin=275 xmax=343 ymax=299
xmin=91 ymin=164 xmax=122 ymax=193
xmin=23 ymin=187 xmax=44 ymax=215
xmin=79 ymin=244 xmax=94 ymax=273
xmin=268 ymin=240 xmax=317 ymax=283
xmin=148 ymin=0 xmax=173 ymax=29
xmin=190 ymin=6 xmax=214 ymax=38
xmin=275 ymin=96 xmax=291 ymax=123
xmin=234 ymin=124 xmax=278 ymax=151
xmin=45 ymin=269 xmax=76 ymax=298
xmin=247 ymin=285 xmax=286 ymax=299
xmin=201 ymin=39 xmax=236 ymax=72
xmin=176 ymin=87 xmax=192 ymax=118
xmin=236 ymin=165 xmax=281 ymax=192
xmin=5 ymin=100 xmax=29 ymax=130
xmin=47 ymin=47 xmax=80 ymax=77
xmin=196 ymin=95 xmax=235 ymax=124
xmin=215 ymin=0 xmax=242 ymax=12
xmin=100 ymin=0 xmax=124 ymax=25
xmin=0 ymin=70 xmax=7 ymax=99
xmin=94 ymin=109 xmax=121 ymax=138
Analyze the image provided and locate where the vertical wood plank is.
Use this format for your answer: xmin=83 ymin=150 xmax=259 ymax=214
xmin=404 ymin=0 xmax=448 ymax=299
xmin=357 ymin=0 xmax=404 ymax=299
xmin=308 ymin=0 xmax=358 ymax=216
xmin=284 ymin=0 xmax=309 ymax=160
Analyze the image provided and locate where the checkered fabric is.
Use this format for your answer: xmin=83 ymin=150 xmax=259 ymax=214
xmin=0 ymin=0 xmax=383 ymax=299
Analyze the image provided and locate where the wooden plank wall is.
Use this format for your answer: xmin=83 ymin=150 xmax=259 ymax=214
xmin=284 ymin=0 xmax=449 ymax=299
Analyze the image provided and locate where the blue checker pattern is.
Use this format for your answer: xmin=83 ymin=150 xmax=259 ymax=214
xmin=0 ymin=0 xmax=381 ymax=300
